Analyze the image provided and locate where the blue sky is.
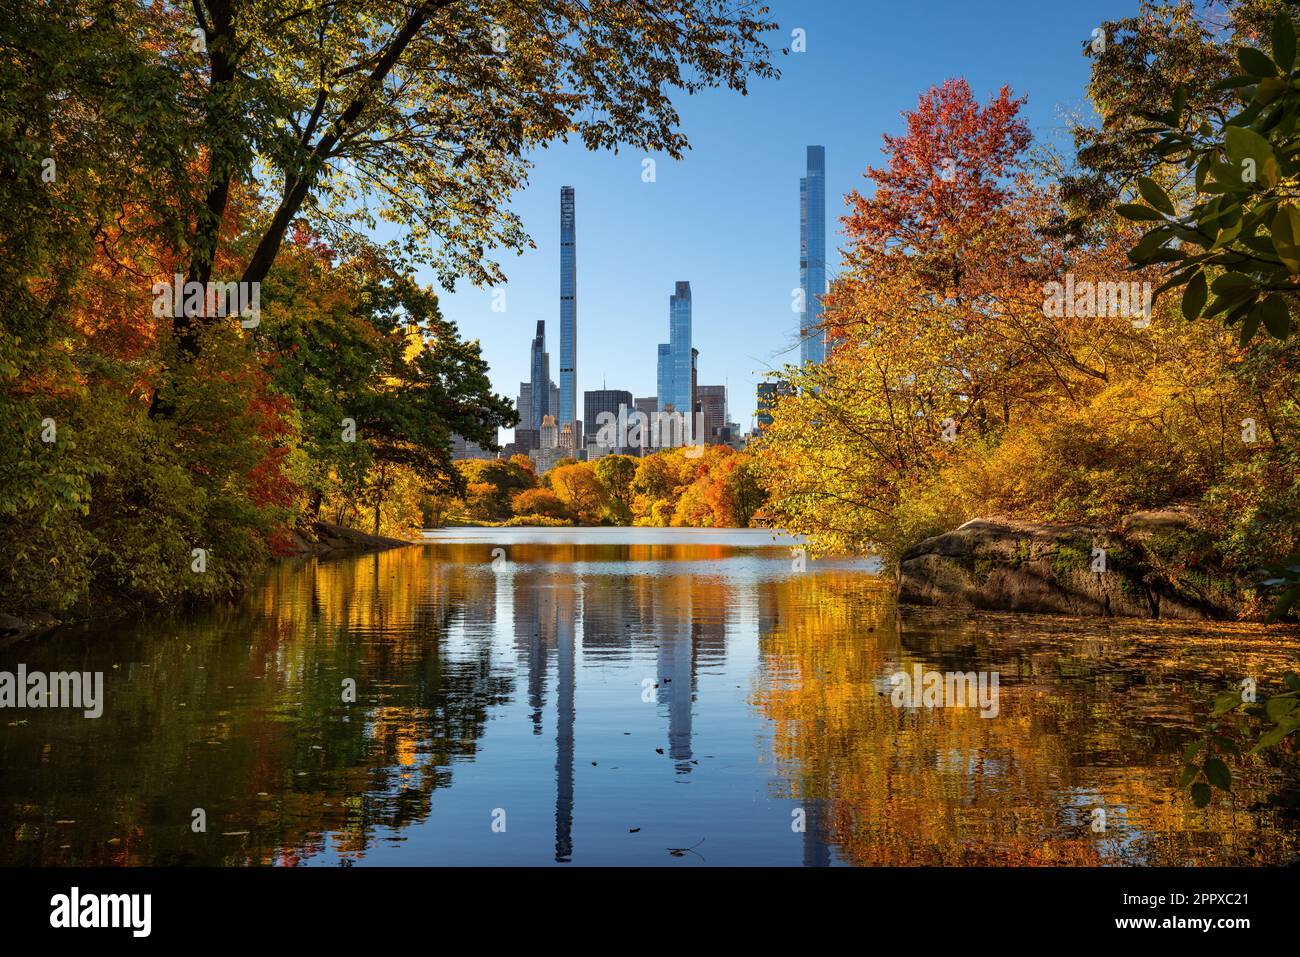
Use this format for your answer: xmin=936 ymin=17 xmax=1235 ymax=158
xmin=423 ymin=0 xmax=1139 ymax=441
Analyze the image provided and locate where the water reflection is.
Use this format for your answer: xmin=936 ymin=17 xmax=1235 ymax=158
xmin=0 ymin=535 xmax=1295 ymax=866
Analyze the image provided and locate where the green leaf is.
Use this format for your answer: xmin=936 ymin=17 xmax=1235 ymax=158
xmin=1190 ymin=782 xmax=1212 ymax=807
xmin=1224 ymin=126 xmax=1278 ymax=186
xmin=1183 ymin=271 xmax=1208 ymax=320
xmin=1178 ymin=763 xmax=1199 ymax=788
xmin=1212 ymin=688 xmax=1244 ymax=716
xmin=1251 ymin=719 xmax=1297 ymax=752
xmin=1210 ymin=273 xmax=1254 ymax=296
xmin=1257 ymin=76 xmax=1290 ymax=104
xmin=1260 ymin=293 xmax=1292 ymax=339
xmin=1215 ymin=73 xmax=1260 ymax=91
xmin=1271 ymin=204 xmax=1300 ymax=271
xmin=1239 ymin=46 xmax=1279 ymax=78
xmin=1275 ymin=11 xmax=1297 ymax=72
xmin=1117 ymin=202 xmax=1167 ymax=222
xmin=1137 ymin=176 xmax=1176 ymax=214
xmin=1284 ymin=672 xmax=1300 ymax=692
xmin=1241 ymin=303 xmax=1263 ymax=344
xmin=1203 ymin=757 xmax=1232 ymax=791
xmin=1265 ymin=695 xmax=1298 ymax=721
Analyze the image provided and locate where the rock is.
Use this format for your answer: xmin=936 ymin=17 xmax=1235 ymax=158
xmin=896 ymin=510 xmax=1237 ymax=620
xmin=279 ymin=521 xmax=414 ymax=557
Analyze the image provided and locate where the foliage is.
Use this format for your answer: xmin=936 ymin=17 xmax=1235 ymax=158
xmin=0 ymin=0 xmax=777 ymax=622
xmin=510 ymin=488 xmax=572 ymax=523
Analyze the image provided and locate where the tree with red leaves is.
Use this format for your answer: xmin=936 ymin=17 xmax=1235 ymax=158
xmin=841 ymin=78 xmax=1031 ymax=292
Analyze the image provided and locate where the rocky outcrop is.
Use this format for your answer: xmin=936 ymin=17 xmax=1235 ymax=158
xmin=896 ymin=508 xmax=1238 ymax=620
xmin=282 ymin=521 xmax=415 ymax=557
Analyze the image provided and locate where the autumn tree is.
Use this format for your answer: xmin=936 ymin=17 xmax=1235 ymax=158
xmin=550 ymin=462 xmax=609 ymax=525
xmin=511 ymin=488 xmax=571 ymax=522
xmin=138 ymin=0 xmax=778 ymax=372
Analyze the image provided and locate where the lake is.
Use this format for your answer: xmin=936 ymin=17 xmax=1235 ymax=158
xmin=1 ymin=527 xmax=1296 ymax=866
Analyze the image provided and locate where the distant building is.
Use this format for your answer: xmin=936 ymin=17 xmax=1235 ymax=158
xmin=691 ymin=347 xmax=699 ymax=432
xmin=697 ymin=384 xmax=726 ymax=444
xmin=800 ymin=145 xmax=827 ymax=365
xmin=530 ymin=321 xmax=548 ymax=429
xmin=656 ymin=281 xmax=693 ymax=441
xmin=585 ymin=389 xmax=633 ymax=448
xmin=558 ymin=422 xmax=576 ymax=452
xmin=756 ymin=381 xmax=794 ymax=435
xmin=634 ymin=396 xmax=658 ymax=421
xmin=516 ymin=381 xmax=532 ymax=445
xmin=559 ymin=187 xmax=578 ymax=435
xmin=529 ymin=446 xmax=571 ymax=475
xmin=514 ymin=428 xmax=539 ymax=454
xmin=540 ymin=413 xmax=558 ymax=450
xmin=450 ymin=434 xmax=493 ymax=461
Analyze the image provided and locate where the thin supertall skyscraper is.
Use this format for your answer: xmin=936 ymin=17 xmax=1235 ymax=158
xmin=559 ymin=187 xmax=578 ymax=440
xmin=800 ymin=145 xmax=827 ymax=365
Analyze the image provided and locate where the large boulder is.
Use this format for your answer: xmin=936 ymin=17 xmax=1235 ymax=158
xmin=896 ymin=509 xmax=1238 ymax=620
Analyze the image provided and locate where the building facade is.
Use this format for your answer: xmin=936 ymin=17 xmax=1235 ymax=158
xmin=656 ymin=281 xmax=694 ymax=439
xmin=530 ymin=320 xmax=548 ymax=429
xmin=584 ymin=389 xmax=633 ymax=444
xmin=800 ymin=145 xmax=827 ymax=365
xmin=756 ymin=381 xmax=794 ymax=435
xmin=559 ymin=187 xmax=578 ymax=439
xmin=697 ymin=384 xmax=726 ymax=444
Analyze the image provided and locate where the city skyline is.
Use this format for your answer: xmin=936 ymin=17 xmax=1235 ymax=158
xmin=419 ymin=1 xmax=1123 ymax=446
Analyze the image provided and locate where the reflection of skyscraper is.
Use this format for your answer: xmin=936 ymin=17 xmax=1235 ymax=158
xmin=554 ymin=585 xmax=576 ymax=863
xmin=800 ymin=146 xmax=827 ymax=365
xmin=648 ymin=579 xmax=698 ymax=774
xmin=559 ymin=187 xmax=578 ymax=441
xmin=802 ymin=800 xmax=832 ymax=866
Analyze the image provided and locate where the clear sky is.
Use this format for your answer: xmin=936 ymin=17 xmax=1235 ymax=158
xmin=421 ymin=0 xmax=1139 ymax=441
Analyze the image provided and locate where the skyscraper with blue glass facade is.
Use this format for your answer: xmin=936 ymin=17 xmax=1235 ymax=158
xmin=656 ymin=282 xmax=693 ymax=435
xmin=800 ymin=145 xmax=826 ymax=365
xmin=559 ymin=187 xmax=577 ymax=439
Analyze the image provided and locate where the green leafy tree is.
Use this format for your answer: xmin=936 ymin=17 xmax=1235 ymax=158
xmin=593 ymin=454 xmax=638 ymax=524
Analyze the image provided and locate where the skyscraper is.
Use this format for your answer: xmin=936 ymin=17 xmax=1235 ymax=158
xmin=756 ymin=381 xmax=793 ymax=435
xmin=584 ymin=389 xmax=633 ymax=443
xmin=697 ymin=384 xmax=726 ymax=443
xmin=530 ymin=321 xmax=548 ymax=429
xmin=800 ymin=145 xmax=827 ymax=365
xmin=656 ymin=281 xmax=693 ymax=437
xmin=559 ymin=187 xmax=578 ymax=439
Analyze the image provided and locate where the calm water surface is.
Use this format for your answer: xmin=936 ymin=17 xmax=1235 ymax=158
xmin=1 ymin=528 xmax=1297 ymax=866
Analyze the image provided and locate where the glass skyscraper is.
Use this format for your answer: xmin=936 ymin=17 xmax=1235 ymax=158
xmin=656 ymin=281 xmax=693 ymax=435
xmin=559 ymin=187 xmax=577 ymax=439
xmin=530 ymin=320 xmax=548 ymax=429
xmin=800 ymin=145 xmax=827 ymax=365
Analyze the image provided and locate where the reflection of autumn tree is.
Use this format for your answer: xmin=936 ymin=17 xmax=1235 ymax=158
xmin=0 ymin=546 xmax=514 ymax=865
xmin=755 ymin=573 xmax=1300 ymax=865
